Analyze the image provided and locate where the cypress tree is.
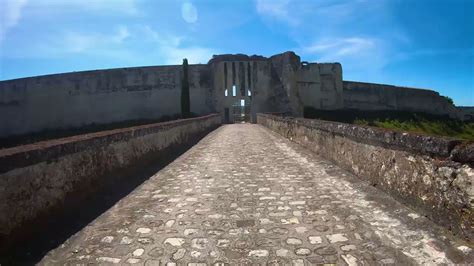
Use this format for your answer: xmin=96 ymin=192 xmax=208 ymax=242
xmin=181 ymin=58 xmax=190 ymax=118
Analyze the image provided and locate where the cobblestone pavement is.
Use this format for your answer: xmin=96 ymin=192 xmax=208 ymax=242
xmin=41 ymin=124 xmax=473 ymax=265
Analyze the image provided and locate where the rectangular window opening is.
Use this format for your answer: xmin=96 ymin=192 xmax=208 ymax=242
xmin=232 ymin=85 xmax=237 ymax=97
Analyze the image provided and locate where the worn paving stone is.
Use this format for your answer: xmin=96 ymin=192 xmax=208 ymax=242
xmin=40 ymin=124 xmax=473 ymax=265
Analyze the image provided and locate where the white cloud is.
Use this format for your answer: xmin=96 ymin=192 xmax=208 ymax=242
xmin=301 ymin=36 xmax=389 ymax=80
xmin=0 ymin=0 xmax=28 ymax=42
xmin=141 ymin=25 xmax=215 ymax=65
xmin=142 ymin=25 xmax=182 ymax=47
xmin=2 ymin=23 xmax=216 ymax=65
xmin=255 ymin=0 xmax=400 ymax=80
xmin=26 ymin=0 xmax=139 ymax=15
xmin=162 ymin=46 xmax=214 ymax=65
xmin=304 ymin=37 xmax=376 ymax=59
xmin=255 ymin=0 xmax=298 ymax=25
xmin=0 ymin=0 xmax=139 ymax=44
xmin=181 ymin=2 xmax=198 ymax=24
xmin=255 ymin=0 xmax=381 ymax=26
xmin=63 ymin=26 xmax=130 ymax=53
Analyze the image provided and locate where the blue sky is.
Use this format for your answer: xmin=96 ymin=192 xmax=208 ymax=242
xmin=0 ymin=0 xmax=473 ymax=105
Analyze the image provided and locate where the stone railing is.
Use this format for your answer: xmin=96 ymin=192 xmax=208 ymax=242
xmin=0 ymin=114 xmax=221 ymax=243
xmin=257 ymin=113 xmax=473 ymax=242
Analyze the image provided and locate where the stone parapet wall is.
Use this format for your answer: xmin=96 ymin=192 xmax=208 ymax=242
xmin=257 ymin=113 xmax=473 ymax=242
xmin=0 ymin=114 xmax=221 ymax=242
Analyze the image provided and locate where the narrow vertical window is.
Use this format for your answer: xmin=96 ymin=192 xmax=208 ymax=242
xmin=247 ymin=62 xmax=251 ymax=89
xmin=239 ymin=61 xmax=245 ymax=96
xmin=253 ymin=61 xmax=258 ymax=84
xmin=248 ymin=89 xmax=252 ymax=97
xmin=232 ymin=85 xmax=236 ymax=97
xmin=232 ymin=62 xmax=236 ymax=85
xmin=224 ymin=62 xmax=228 ymax=89
xmin=224 ymin=89 xmax=228 ymax=97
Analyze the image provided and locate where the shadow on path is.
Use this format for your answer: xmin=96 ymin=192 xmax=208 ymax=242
xmin=0 ymin=136 xmax=201 ymax=265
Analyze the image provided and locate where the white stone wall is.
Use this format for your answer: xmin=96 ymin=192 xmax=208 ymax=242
xmin=0 ymin=114 xmax=221 ymax=237
xmin=1 ymin=52 xmax=467 ymax=138
xmin=0 ymin=65 xmax=213 ymax=137
xmin=258 ymin=113 xmax=474 ymax=241
xmin=342 ymin=81 xmax=459 ymax=118
xmin=210 ymin=53 xmax=344 ymax=122
xmin=212 ymin=60 xmax=286 ymax=123
xmin=295 ymin=63 xmax=343 ymax=111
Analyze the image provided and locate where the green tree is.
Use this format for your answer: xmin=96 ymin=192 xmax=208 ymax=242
xmin=442 ymin=96 xmax=454 ymax=106
xmin=181 ymin=58 xmax=191 ymax=118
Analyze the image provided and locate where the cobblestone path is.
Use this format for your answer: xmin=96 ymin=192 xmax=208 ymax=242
xmin=41 ymin=124 xmax=473 ymax=265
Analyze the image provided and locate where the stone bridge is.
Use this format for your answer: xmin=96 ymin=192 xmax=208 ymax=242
xmin=38 ymin=123 xmax=471 ymax=265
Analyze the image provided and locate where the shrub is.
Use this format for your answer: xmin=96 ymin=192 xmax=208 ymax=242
xmin=442 ymin=96 xmax=455 ymax=105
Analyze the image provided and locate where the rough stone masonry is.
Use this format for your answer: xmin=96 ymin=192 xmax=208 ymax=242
xmin=258 ymin=113 xmax=474 ymax=243
xmin=0 ymin=51 xmax=467 ymax=138
xmin=41 ymin=124 xmax=473 ymax=265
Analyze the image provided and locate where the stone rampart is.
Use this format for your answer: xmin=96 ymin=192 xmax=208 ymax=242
xmin=257 ymin=113 xmax=473 ymax=242
xmin=0 ymin=64 xmax=213 ymax=138
xmin=343 ymin=81 xmax=459 ymax=118
xmin=0 ymin=114 xmax=221 ymax=243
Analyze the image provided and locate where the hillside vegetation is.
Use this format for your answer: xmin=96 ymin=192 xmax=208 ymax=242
xmin=303 ymin=107 xmax=474 ymax=141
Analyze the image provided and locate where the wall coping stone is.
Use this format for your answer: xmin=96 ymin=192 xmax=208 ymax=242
xmin=258 ymin=113 xmax=472 ymax=164
xmin=0 ymin=64 xmax=210 ymax=83
xmin=343 ymin=80 xmax=435 ymax=93
xmin=0 ymin=114 xmax=220 ymax=174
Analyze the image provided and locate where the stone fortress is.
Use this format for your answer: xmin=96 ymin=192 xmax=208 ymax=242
xmin=0 ymin=51 xmax=472 ymax=138
xmin=1 ymin=52 xmax=473 ymax=264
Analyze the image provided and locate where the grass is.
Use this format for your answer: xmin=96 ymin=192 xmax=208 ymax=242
xmin=303 ymin=107 xmax=474 ymax=141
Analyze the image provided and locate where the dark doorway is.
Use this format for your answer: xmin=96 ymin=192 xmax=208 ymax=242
xmin=224 ymin=107 xmax=230 ymax=123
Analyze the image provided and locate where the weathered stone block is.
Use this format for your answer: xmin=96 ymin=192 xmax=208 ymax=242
xmin=0 ymin=114 xmax=221 ymax=245
xmin=258 ymin=113 xmax=473 ymax=242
